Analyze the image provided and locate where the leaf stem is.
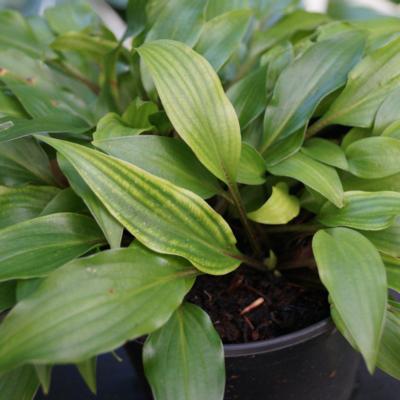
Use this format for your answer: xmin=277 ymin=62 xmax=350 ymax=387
xmin=231 ymin=253 xmax=267 ymax=272
xmin=305 ymin=117 xmax=331 ymax=139
xmin=228 ymin=181 xmax=263 ymax=257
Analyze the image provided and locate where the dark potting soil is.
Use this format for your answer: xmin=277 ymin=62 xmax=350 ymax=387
xmin=186 ymin=267 xmax=329 ymax=344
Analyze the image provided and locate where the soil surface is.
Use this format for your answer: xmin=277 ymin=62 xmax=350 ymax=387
xmin=186 ymin=267 xmax=329 ymax=344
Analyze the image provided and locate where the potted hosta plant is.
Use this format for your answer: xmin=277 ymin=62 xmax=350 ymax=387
xmin=0 ymin=1 xmax=399 ymax=399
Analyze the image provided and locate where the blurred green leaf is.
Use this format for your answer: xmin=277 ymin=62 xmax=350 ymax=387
xmin=195 ymin=10 xmax=252 ymax=71
xmin=0 ymin=365 xmax=39 ymax=400
xmin=0 ymin=281 xmax=16 ymax=313
xmin=76 ymin=358 xmax=97 ymax=394
xmin=261 ymin=29 xmax=365 ymax=155
xmin=144 ymin=303 xmax=225 ymax=400
xmin=321 ymin=36 xmax=400 ymax=128
xmin=373 ymin=87 xmax=400 ymax=135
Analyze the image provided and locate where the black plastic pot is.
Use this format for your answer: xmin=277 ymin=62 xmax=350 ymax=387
xmin=125 ymin=318 xmax=360 ymax=400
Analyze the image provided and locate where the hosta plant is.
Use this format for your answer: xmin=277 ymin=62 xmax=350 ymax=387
xmin=0 ymin=1 xmax=400 ymax=399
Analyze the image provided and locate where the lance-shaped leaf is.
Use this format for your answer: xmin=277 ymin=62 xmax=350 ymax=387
xmin=76 ymin=358 xmax=97 ymax=394
xmin=248 ymin=183 xmax=300 ymax=225
xmin=268 ymin=152 xmax=344 ymax=207
xmin=302 ymin=138 xmax=348 ymax=170
xmin=0 ymin=281 xmax=16 ymax=312
xmin=237 ymin=143 xmax=266 ymax=185
xmin=346 ymin=137 xmax=400 ymax=179
xmin=363 ymin=219 xmax=400 ymax=258
xmin=0 ymin=10 xmax=43 ymax=58
xmin=251 ymin=11 xmax=330 ymax=56
xmin=94 ymin=135 xmax=221 ymax=199
xmin=376 ymin=310 xmax=400 ymax=380
xmin=0 ymin=246 xmax=196 ymax=371
xmin=0 ymin=365 xmax=39 ymax=400
xmin=195 ymin=9 xmax=252 ymax=72
xmin=39 ymin=137 xmax=240 ymax=275
xmin=34 ymin=365 xmax=52 ymax=395
xmin=58 ymin=156 xmax=123 ymax=249
xmin=0 ymin=213 xmax=105 ymax=282
xmin=0 ymin=137 xmax=55 ymax=187
xmin=145 ymin=0 xmax=205 ymax=46
xmin=373 ymin=87 xmax=400 ymax=135
xmin=318 ymin=191 xmax=400 ymax=231
xmin=342 ymin=172 xmax=400 ymax=193
xmin=313 ymin=228 xmax=387 ymax=372
xmin=0 ymin=114 xmax=89 ymax=142
xmin=144 ymin=303 xmax=225 ymax=400
xmin=261 ymin=29 xmax=365 ymax=153
xmin=0 ymin=185 xmax=59 ymax=229
xmin=137 ymin=40 xmax=241 ymax=183
xmin=320 ymin=36 xmax=400 ymax=128
xmin=227 ymin=65 xmax=267 ymax=129
xmin=382 ymin=255 xmax=400 ymax=292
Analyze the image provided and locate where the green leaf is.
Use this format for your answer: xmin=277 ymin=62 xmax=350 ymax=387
xmin=261 ymin=29 xmax=365 ymax=153
xmin=227 ymin=65 xmax=267 ymax=129
xmin=302 ymin=138 xmax=348 ymax=170
xmin=126 ymin=0 xmax=147 ymax=38
xmin=94 ymin=135 xmax=221 ymax=199
xmin=145 ymin=0 xmax=206 ymax=46
xmin=40 ymin=187 xmax=87 ymax=216
xmin=0 ymin=366 xmax=39 ymax=400
xmin=318 ymin=191 xmax=400 ymax=231
xmin=137 ymin=40 xmax=241 ymax=184
xmin=204 ymin=0 xmax=247 ymax=19
xmin=0 ymin=185 xmax=59 ymax=229
xmin=144 ymin=303 xmax=225 ymax=400
xmin=0 ymin=10 xmax=43 ymax=58
xmin=376 ymin=310 xmax=400 ymax=380
xmin=51 ymin=33 xmax=118 ymax=61
xmin=195 ymin=10 xmax=252 ymax=71
xmin=313 ymin=228 xmax=387 ymax=372
xmin=268 ymin=152 xmax=344 ymax=207
xmin=251 ymin=11 xmax=331 ymax=56
xmin=34 ymin=365 xmax=52 ymax=395
xmin=346 ymin=137 xmax=400 ymax=179
xmin=58 ymin=155 xmax=123 ymax=249
xmin=0 ymin=114 xmax=89 ymax=142
xmin=92 ymin=113 xmax=149 ymax=144
xmin=39 ymin=137 xmax=240 ymax=275
xmin=76 ymin=358 xmax=97 ymax=394
xmin=122 ymin=98 xmax=158 ymax=129
xmin=0 ymin=49 xmax=95 ymax=124
xmin=0 ymin=137 xmax=55 ymax=187
xmin=321 ymin=36 xmax=400 ymax=128
xmin=237 ymin=143 xmax=267 ymax=186
xmin=44 ymin=0 xmax=100 ymax=34
xmin=0 ymin=213 xmax=105 ymax=282
xmin=16 ymin=279 xmax=43 ymax=302
xmin=0 ymin=246 xmax=196 ymax=371
xmin=248 ymin=183 xmax=300 ymax=224
xmin=373 ymin=87 xmax=400 ymax=135
xmin=0 ymin=88 xmax=27 ymax=118
xmin=362 ymin=219 xmax=400 ymax=258
xmin=341 ymin=127 xmax=371 ymax=150
xmin=382 ymin=120 xmax=400 ymax=139
xmin=0 ymin=281 xmax=16 ymax=312
xmin=342 ymin=172 xmax=400 ymax=193
xmin=382 ymin=255 xmax=400 ymax=292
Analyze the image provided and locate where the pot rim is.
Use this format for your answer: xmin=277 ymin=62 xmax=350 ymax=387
xmin=224 ymin=317 xmax=334 ymax=358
